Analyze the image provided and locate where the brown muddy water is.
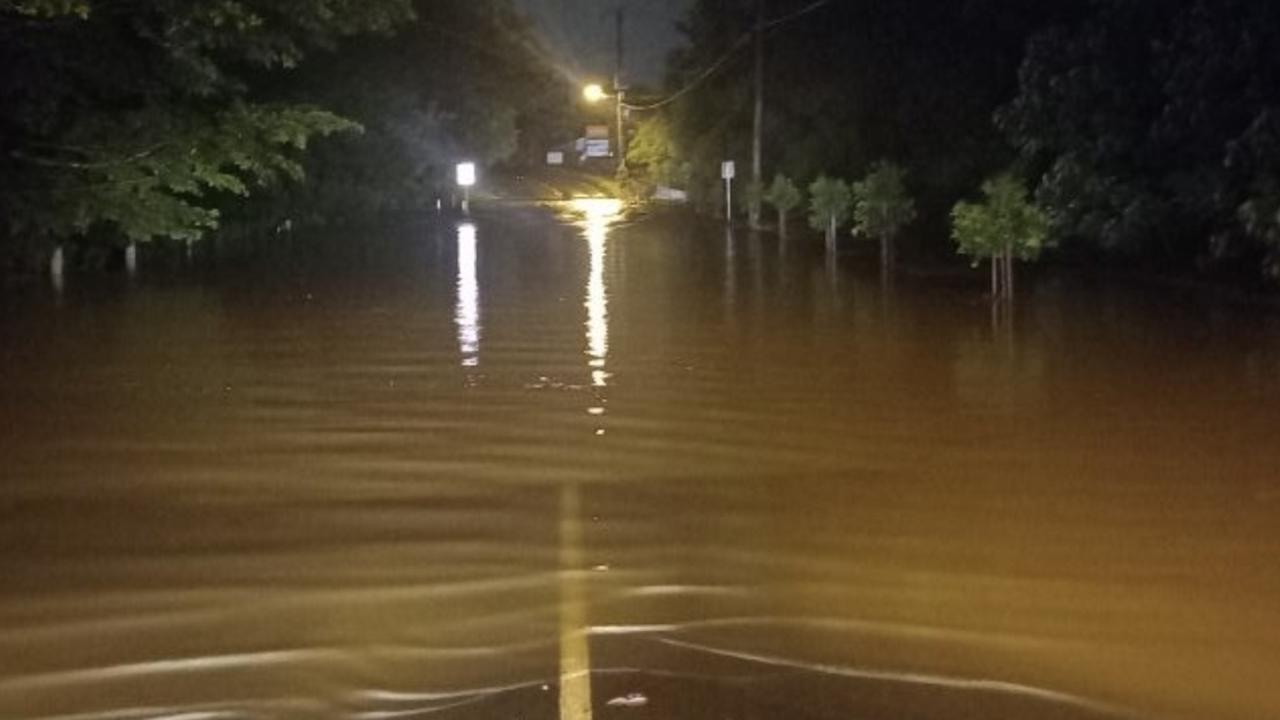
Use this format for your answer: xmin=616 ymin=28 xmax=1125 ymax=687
xmin=1 ymin=202 xmax=1279 ymax=720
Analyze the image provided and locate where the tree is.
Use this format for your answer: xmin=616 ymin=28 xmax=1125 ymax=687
xmin=763 ymin=173 xmax=801 ymax=239
xmin=999 ymin=0 xmax=1280 ymax=282
xmin=808 ymin=176 xmax=852 ymax=253
xmin=852 ymin=161 xmax=916 ymax=270
xmin=623 ymin=115 xmax=688 ymax=202
xmin=0 ymin=0 xmax=414 ymax=259
xmin=951 ymin=174 xmax=1048 ymax=298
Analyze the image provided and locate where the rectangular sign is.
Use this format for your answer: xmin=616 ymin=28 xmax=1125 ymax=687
xmin=721 ymin=161 xmax=736 ymax=180
xmin=456 ymin=162 xmax=476 ymax=187
xmin=585 ymin=124 xmax=611 ymax=140
xmin=546 ymin=151 xmax=565 ymax=166
xmin=584 ymin=139 xmax=611 ymax=158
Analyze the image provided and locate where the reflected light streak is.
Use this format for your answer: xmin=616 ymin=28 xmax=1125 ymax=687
xmin=569 ymin=197 xmax=624 ymax=221
xmin=574 ymin=199 xmax=621 ymax=390
xmin=586 ymin=228 xmax=608 ymax=380
xmin=456 ymin=223 xmax=481 ymax=368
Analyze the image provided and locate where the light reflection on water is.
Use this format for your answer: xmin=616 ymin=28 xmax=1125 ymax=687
xmin=455 ymin=222 xmax=481 ymax=368
xmin=0 ymin=209 xmax=1278 ymax=720
xmin=573 ymin=199 xmax=619 ymax=429
xmin=584 ymin=215 xmax=610 ymax=385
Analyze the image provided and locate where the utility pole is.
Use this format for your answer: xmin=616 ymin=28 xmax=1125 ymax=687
xmin=614 ymin=6 xmax=628 ymax=170
xmin=749 ymin=0 xmax=765 ymax=229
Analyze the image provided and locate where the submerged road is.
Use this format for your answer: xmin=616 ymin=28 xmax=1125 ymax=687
xmin=1 ymin=203 xmax=1279 ymax=720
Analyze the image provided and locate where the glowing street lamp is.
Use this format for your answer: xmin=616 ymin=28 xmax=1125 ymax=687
xmin=456 ymin=161 xmax=476 ymax=213
xmin=583 ymin=83 xmax=608 ymax=104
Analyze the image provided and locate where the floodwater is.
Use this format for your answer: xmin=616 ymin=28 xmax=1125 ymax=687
xmin=1 ymin=203 xmax=1279 ymax=720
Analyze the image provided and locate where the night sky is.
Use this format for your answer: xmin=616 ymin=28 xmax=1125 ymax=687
xmin=514 ymin=0 xmax=690 ymax=86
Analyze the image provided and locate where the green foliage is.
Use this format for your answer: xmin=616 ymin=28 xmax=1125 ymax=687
xmin=764 ymin=174 xmax=802 ymax=215
xmin=852 ymin=161 xmax=916 ymax=243
xmin=1000 ymin=0 xmax=1280 ymax=280
xmin=808 ymin=176 xmax=852 ymax=234
xmin=4 ymin=0 xmax=89 ymax=18
xmin=951 ymin=174 xmax=1048 ymax=264
xmin=623 ymin=115 xmax=689 ymax=203
xmin=0 ymin=0 xmax=413 ymax=249
xmin=627 ymin=117 xmax=679 ymax=184
xmin=17 ymin=105 xmax=358 ymax=242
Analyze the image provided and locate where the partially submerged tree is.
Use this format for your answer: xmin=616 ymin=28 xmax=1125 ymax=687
xmin=764 ymin=174 xmax=802 ymax=239
xmin=951 ymin=174 xmax=1049 ymax=298
xmin=852 ymin=161 xmax=916 ymax=270
xmin=808 ymin=176 xmax=853 ymax=253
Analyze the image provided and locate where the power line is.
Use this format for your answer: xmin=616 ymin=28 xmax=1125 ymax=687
xmin=761 ymin=0 xmax=831 ymax=31
xmin=622 ymin=0 xmax=832 ymax=111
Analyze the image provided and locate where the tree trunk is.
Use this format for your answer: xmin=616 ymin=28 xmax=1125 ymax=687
xmin=827 ymin=216 xmax=837 ymax=254
xmin=1004 ymin=244 xmax=1015 ymax=299
xmin=882 ymin=233 xmax=897 ymax=272
xmin=778 ymin=210 xmax=787 ymax=240
xmin=125 ymin=242 xmax=138 ymax=275
xmin=50 ymin=245 xmax=65 ymax=281
xmin=991 ymin=255 xmax=999 ymax=298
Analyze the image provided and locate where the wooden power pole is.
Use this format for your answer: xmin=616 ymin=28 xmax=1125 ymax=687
xmin=615 ymin=6 xmax=627 ymax=169
xmin=749 ymin=0 xmax=765 ymax=229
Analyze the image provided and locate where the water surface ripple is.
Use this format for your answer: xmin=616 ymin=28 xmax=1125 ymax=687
xmin=2 ymin=207 xmax=1279 ymax=720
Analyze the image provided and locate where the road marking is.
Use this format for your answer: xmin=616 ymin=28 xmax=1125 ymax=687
xmin=559 ymin=483 xmax=593 ymax=720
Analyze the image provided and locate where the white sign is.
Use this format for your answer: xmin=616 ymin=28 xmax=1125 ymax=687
xmin=721 ymin=161 xmax=736 ymax=180
xmin=456 ymin=162 xmax=476 ymax=187
xmin=584 ymin=139 xmax=611 ymax=158
xmin=546 ymin=151 xmax=565 ymax=166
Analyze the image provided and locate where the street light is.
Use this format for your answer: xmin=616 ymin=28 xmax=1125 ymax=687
xmin=582 ymin=82 xmax=627 ymax=168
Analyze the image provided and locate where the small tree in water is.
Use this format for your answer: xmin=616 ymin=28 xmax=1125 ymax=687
xmin=951 ymin=174 xmax=1049 ymax=298
xmin=764 ymin=174 xmax=802 ymax=239
xmin=853 ymin=161 xmax=916 ymax=270
xmin=808 ymin=176 xmax=853 ymax=253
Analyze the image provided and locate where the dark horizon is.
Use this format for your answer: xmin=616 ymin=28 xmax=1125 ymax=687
xmin=514 ymin=0 xmax=690 ymax=86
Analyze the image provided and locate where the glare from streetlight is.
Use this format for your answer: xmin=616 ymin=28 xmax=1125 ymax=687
xmin=583 ymin=83 xmax=608 ymax=104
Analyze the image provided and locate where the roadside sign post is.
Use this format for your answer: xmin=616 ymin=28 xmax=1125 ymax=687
xmin=722 ymin=161 xmax=736 ymax=223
